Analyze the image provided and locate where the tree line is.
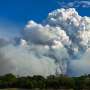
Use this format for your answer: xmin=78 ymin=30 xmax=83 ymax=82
xmin=0 ymin=73 xmax=90 ymax=90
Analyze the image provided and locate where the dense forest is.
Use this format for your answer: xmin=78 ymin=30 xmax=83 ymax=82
xmin=0 ymin=74 xmax=90 ymax=90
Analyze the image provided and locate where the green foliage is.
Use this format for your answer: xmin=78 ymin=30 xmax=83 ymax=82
xmin=0 ymin=74 xmax=16 ymax=88
xmin=0 ymin=73 xmax=90 ymax=89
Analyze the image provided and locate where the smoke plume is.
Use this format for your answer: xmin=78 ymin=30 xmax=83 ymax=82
xmin=0 ymin=8 xmax=90 ymax=76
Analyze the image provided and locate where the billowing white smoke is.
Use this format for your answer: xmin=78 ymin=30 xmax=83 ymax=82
xmin=0 ymin=8 xmax=90 ymax=76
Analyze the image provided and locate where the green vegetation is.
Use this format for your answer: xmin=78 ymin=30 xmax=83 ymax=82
xmin=0 ymin=74 xmax=90 ymax=90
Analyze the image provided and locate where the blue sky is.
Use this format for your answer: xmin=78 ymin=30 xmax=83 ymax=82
xmin=0 ymin=0 xmax=60 ymax=25
xmin=0 ymin=0 xmax=90 ymax=37
xmin=0 ymin=0 xmax=90 ymax=24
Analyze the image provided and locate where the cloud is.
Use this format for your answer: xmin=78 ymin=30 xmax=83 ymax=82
xmin=57 ymin=1 xmax=90 ymax=8
xmin=0 ymin=45 xmax=57 ymax=76
xmin=67 ymin=48 xmax=90 ymax=76
xmin=0 ymin=8 xmax=90 ymax=76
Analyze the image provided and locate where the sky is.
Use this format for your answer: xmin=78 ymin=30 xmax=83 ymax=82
xmin=0 ymin=0 xmax=90 ymax=25
xmin=0 ymin=0 xmax=60 ymax=24
xmin=0 ymin=0 xmax=62 ymax=37
xmin=0 ymin=0 xmax=90 ymax=76
xmin=0 ymin=0 xmax=88 ymax=41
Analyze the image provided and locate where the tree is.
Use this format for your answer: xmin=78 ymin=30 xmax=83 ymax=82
xmin=1 ymin=73 xmax=16 ymax=88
